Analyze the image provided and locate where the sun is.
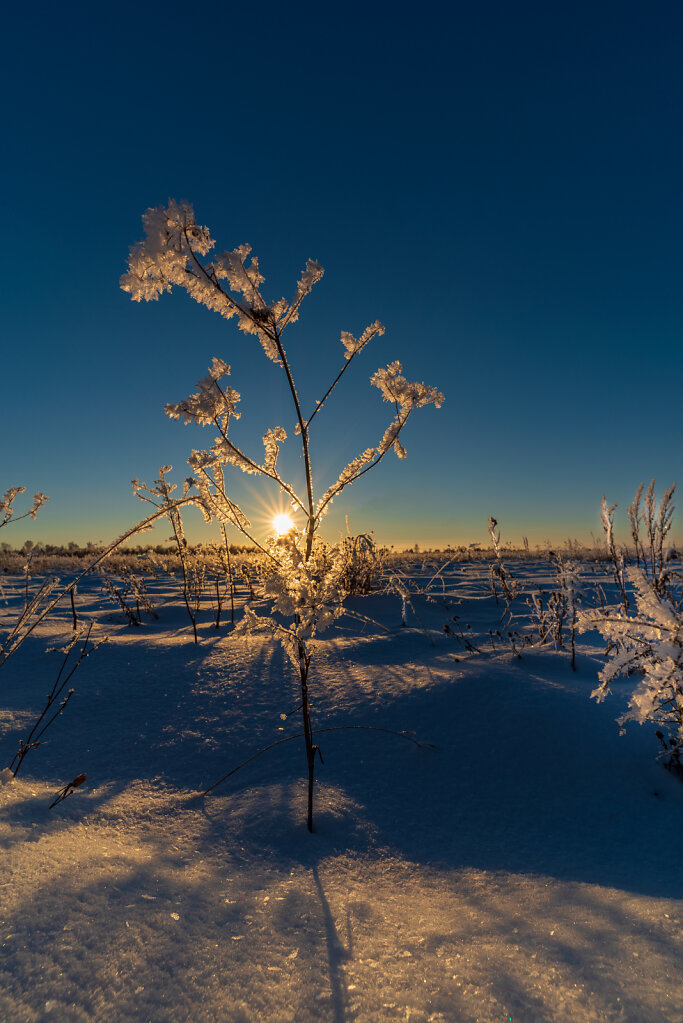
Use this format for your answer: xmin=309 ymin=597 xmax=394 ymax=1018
xmin=273 ymin=513 xmax=295 ymax=536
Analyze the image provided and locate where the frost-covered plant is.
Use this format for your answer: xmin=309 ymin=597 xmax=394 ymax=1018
xmin=579 ymin=566 xmax=683 ymax=772
xmin=203 ymin=533 xmax=236 ymax=628
xmin=549 ymin=554 xmax=579 ymax=668
xmin=383 ymin=567 xmax=439 ymax=641
xmin=0 ymin=488 xmax=49 ymax=613
xmin=1 ymin=492 xmax=203 ymax=671
xmin=238 ymin=532 xmax=347 ymax=662
xmin=99 ymin=564 xmax=158 ymax=627
xmin=337 ymin=530 xmax=383 ymax=596
xmin=627 ymin=480 xmax=676 ymax=597
xmin=562 ymin=558 xmax=579 ymax=670
xmin=527 ymin=589 xmax=551 ymax=645
xmin=599 ymin=495 xmax=629 ymax=610
xmin=122 ymin=200 xmax=444 ymax=831
xmin=0 ymin=487 xmax=48 ymax=529
xmin=387 ymin=571 xmax=410 ymax=628
xmin=523 ymin=555 xmax=579 ymax=666
xmin=487 ymin=516 xmax=517 ymax=610
xmin=132 ymin=468 xmax=209 ymax=643
xmin=628 ymin=483 xmax=646 ymax=571
xmin=100 ymin=570 xmax=141 ymax=626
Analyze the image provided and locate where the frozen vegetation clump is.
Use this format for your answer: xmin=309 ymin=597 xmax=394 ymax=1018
xmin=580 ymin=481 xmax=683 ymax=771
xmin=337 ymin=529 xmax=384 ymax=596
xmin=122 ymin=200 xmax=443 ymax=830
xmin=487 ymin=516 xmax=518 ymax=612
xmin=132 ymin=468 xmax=210 ymax=643
xmin=1 ymin=476 xmax=203 ymax=784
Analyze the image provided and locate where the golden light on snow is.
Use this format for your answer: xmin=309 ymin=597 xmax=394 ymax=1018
xmin=273 ymin=513 xmax=294 ymax=536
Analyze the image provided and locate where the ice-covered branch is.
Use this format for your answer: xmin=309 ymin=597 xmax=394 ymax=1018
xmin=0 ymin=487 xmax=49 ymax=528
xmin=314 ymin=362 xmax=443 ymax=523
xmin=370 ymin=360 xmax=444 ymax=414
xmin=262 ymin=427 xmax=287 ymax=474
xmin=190 ymin=463 xmax=277 ymax=563
xmin=315 ymin=447 xmax=378 ymax=522
xmin=165 ymin=359 xmax=240 ymax=427
xmin=278 ymin=259 xmax=324 ymax=330
xmin=341 ymin=320 xmax=385 ymax=360
xmin=306 ymin=321 xmax=385 ymax=429
xmin=166 ymin=359 xmax=305 ymax=511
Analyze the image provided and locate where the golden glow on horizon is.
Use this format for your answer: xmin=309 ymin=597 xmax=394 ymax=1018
xmin=273 ymin=513 xmax=295 ymax=536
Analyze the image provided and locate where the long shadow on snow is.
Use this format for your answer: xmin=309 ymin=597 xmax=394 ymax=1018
xmin=197 ymin=634 xmax=683 ymax=901
xmin=0 ymin=820 xmax=356 ymax=1023
xmin=325 ymin=642 xmax=683 ymax=899
xmin=1 ymin=789 xmax=679 ymax=1023
xmin=0 ymin=627 xmax=298 ymax=795
xmin=5 ymin=620 xmax=683 ymax=900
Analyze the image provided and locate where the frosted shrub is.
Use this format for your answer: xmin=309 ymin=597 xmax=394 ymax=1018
xmin=527 ymin=554 xmax=579 ymax=666
xmin=99 ymin=564 xmax=158 ymax=627
xmin=599 ymin=496 xmax=629 ymax=610
xmin=238 ymin=531 xmax=348 ymax=667
xmin=627 ymin=480 xmax=676 ymax=597
xmin=337 ymin=531 xmax=384 ymax=595
xmin=487 ymin=516 xmax=517 ymax=610
xmin=122 ymin=200 xmax=443 ymax=830
xmin=580 ymin=482 xmax=681 ymax=771
xmin=600 ymin=481 xmax=677 ymax=609
xmin=579 ymin=568 xmax=683 ymax=771
xmin=132 ymin=468 xmax=208 ymax=643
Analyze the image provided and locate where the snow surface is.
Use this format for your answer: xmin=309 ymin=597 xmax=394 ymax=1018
xmin=1 ymin=561 xmax=682 ymax=1022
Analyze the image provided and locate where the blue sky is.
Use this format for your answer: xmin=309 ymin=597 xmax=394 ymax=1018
xmin=3 ymin=0 xmax=682 ymax=549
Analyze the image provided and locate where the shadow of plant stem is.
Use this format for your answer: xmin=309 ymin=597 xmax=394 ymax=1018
xmin=198 ymin=724 xmax=437 ymax=799
xmin=311 ymin=861 xmax=353 ymax=1023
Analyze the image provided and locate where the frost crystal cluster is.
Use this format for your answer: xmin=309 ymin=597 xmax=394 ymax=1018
xmin=1 ymin=487 xmax=49 ymax=528
xmin=237 ymin=532 xmax=347 ymax=672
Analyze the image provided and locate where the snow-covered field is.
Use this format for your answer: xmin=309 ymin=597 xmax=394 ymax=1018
xmin=1 ymin=560 xmax=682 ymax=1022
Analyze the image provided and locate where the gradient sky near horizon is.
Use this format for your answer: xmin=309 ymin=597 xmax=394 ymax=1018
xmin=3 ymin=0 xmax=682 ymax=550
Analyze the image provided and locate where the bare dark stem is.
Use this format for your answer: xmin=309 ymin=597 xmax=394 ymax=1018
xmin=69 ymin=587 xmax=78 ymax=631
xmin=214 ymin=576 xmax=222 ymax=629
xmin=295 ymin=644 xmax=316 ymax=831
xmin=222 ymin=526 xmax=235 ymax=624
xmin=272 ymin=331 xmax=315 ymax=558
